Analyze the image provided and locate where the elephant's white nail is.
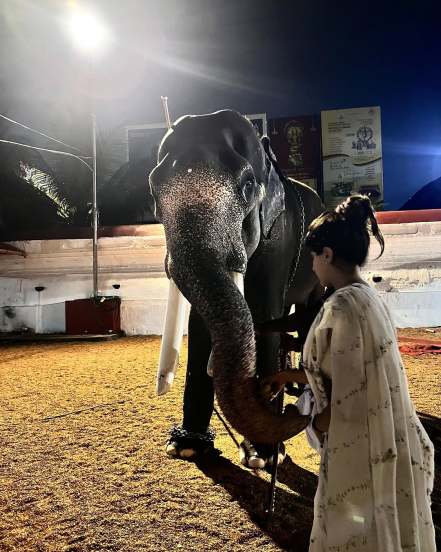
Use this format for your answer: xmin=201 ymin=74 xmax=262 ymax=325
xmin=248 ymin=457 xmax=266 ymax=469
xmin=267 ymin=451 xmax=286 ymax=467
xmin=166 ymin=442 xmax=178 ymax=457
xmin=179 ymin=448 xmax=197 ymax=459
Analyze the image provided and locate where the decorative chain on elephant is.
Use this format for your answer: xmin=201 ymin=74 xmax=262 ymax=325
xmin=149 ymin=109 xmax=324 ymax=467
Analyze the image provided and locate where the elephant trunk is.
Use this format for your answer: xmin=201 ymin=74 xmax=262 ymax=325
xmin=168 ymin=249 xmax=310 ymax=445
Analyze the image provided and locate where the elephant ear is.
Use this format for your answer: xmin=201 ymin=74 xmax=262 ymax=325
xmin=260 ymin=136 xmax=285 ymax=239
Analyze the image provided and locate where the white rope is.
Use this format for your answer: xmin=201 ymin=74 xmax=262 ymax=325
xmin=0 ymin=112 xmax=90 ymax=156
xmin=0 ymin=139 xmax=93 ymax=171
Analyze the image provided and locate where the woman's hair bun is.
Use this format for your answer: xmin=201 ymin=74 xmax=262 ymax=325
xmin=335 ymin=194 xmax=373 ymax=224
xmin=305 ymin=193 xmax=384 ymax=263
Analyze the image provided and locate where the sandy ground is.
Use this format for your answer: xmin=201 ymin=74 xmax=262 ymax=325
xmin=0 ymin=330 xmax=439 ymax=551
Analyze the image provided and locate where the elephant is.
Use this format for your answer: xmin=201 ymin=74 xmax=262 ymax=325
xmin=150 ymin=109 xmax=324 ymax=466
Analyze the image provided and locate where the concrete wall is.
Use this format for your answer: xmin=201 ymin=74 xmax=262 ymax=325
xmin=0 ymin=220 xmax=440 ymax=334
xmin=0 ymin=225 xmax=169 ymax=335
xmin=363 ymin=220 xmax=441 ymax=327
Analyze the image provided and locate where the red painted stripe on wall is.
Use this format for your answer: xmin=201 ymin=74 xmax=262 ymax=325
xmin=2 ymin=210 xmax=441 ymax=241
xmin=376 ymin=209 xmax=441 ymax=224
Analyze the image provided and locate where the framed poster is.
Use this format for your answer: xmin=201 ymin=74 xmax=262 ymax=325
xmin=245 ymin=113 xmax=267 ymax=138
xmin=268 ymin=115 xmax=321 ymax=193
xmin=321 ymin=106 xmax=383 ymax=209
xmin=125 ymin=122 xmax=169 ymax=163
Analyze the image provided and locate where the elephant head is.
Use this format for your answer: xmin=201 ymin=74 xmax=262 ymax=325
xmin=150 ymin=110 xmax=309 ymax=444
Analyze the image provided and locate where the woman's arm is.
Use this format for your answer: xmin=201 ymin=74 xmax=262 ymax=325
xmin=276 ymin=368 xmax=309 ymax=385
xmin=257 ymin=313 xmax=300 ymax=334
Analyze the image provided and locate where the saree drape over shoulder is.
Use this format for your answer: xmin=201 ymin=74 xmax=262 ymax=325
xmin=303 ymin=283 xmax=435 ymax=552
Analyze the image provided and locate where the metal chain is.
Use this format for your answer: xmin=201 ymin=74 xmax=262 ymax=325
xmin=213 ymin=405 xmax=241 ymax=448
xmin=267 ymin=193 xmax=305 ymax=519
xmin=288 ymin=184 xmax=306 ymax=288
xmin=262 ymin=145 xmax=305 ymax=289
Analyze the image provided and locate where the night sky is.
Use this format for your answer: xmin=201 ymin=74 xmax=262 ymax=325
xmin=1 ymin=0 xmax=440 ymax=209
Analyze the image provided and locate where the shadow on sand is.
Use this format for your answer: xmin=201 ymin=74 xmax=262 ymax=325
xmin=192 ymin=411 xmax=439 ymax=551
xmin=196 ymin=411 xmax=441 ymax=551
xmin=418 ymin=411 xmax=441 ymax=548
xmin=195 ymin=454 xmax=317 ymax=552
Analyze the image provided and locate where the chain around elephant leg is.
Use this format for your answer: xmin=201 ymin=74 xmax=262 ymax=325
xmin=166 ymin=425 xmax=219 ymax=459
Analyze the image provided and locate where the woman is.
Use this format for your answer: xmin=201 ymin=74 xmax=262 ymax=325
xmin=263 ymin=195 xmax=436 ymax=551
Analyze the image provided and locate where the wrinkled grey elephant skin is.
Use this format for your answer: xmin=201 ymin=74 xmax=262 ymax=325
xmin=150 ymin=110 xmax=323 ymax=445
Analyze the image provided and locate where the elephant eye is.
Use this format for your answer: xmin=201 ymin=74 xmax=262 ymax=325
xmin=241 ymin=179 xmax=256 ymax=203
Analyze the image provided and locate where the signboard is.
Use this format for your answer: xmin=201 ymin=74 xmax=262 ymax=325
xmin=268 ymin=115 xmax=321 ymax=192
xmin=126 ymin=123 xmax=168 ymax=163
xmin=245 ymin=113 xmax=267 ymax=138
xmin=321 ymin=106 xmax=383 ymax=209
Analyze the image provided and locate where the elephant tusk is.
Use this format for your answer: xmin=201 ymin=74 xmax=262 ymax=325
xmin=207 ymin=271 xmax=245 ymax=377
xmin=230 ymin=270 xmax=244 ymax=296
xmin=156 ymin=278 xmax=190 ymax=395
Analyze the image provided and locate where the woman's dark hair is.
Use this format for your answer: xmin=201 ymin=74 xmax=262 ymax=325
xmin=305 ymin=194 xmax=385 ymax=266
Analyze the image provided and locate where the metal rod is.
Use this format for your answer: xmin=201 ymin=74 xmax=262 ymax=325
xmin=0 ymin=139 xmax=93 ymax=170
xmin=266 ymin=348 xmax=288 ymax=519
xmin=91 ymin=113 xmax=98 ymax=298
xmin=161 ymin=96 xmax=172 ymax=129
xmin=36 ymin=290 xmax=41 ymax=334
xmin=0 ymin=112 xmax=89 ymax=155
xmin=266 ymin=388 xmax=284 ymax=519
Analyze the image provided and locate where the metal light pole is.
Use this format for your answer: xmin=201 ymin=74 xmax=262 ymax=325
xmin=91 ymin=113 xmax=98 ymax=297
xmin=65 ymin=6 xmax=111 ymax=298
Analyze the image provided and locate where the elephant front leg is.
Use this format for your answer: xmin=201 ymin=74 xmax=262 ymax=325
xmin=167 ymin=307 xmax=217 ymax=459
xmin=183 ymin=307 xmax=214 ymax=433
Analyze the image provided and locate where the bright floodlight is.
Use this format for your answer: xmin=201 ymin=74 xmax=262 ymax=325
xmin=67 ymin=9 xmax=111 ymax=55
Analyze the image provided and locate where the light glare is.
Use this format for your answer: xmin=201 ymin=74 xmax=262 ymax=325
xmin=67 ymin=9 xmax=111 ymax=55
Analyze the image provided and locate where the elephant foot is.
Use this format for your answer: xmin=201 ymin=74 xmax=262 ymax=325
xmin=239 ymin=439 xmax=286 ymax=469
xmin=166 ymin=425 xmax=218 ymax=460
xmin=266 ymin=443 xmax=287 ymax=468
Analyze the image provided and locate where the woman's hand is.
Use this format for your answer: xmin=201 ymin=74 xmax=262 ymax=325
xmin=311 ymin=403 xmax=331 ymax=438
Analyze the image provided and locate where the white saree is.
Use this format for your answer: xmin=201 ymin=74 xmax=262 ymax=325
xmin=303 ymin=283 xmax=436 ymax=552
